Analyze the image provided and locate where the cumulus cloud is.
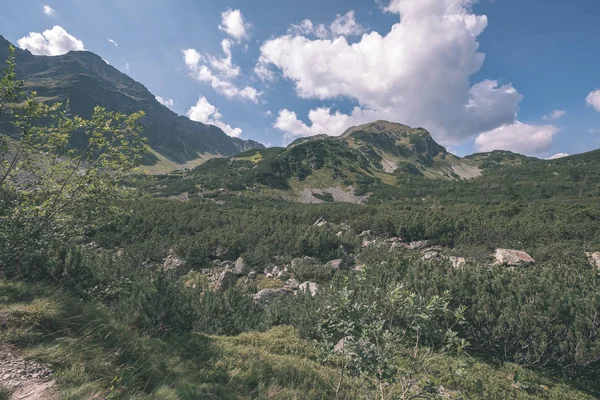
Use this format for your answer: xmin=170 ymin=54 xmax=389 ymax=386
xmin=17 ymin=26 xmax=84 ymax=56
xmin=542 ymin=110 xmax=566 ymax=120
xmin=108 ymin=38 xmax=118 ymax=47
xmin=287 ymin=10 xmax=365 ymax=39
xmin=219 ymin=9 xmax=250 ymax=41
xmin=586 ymin=89 xmax=600 ymax=112
xmin=259 ymin=0 xmax=548 ymax=152
xmin=187 ymin=96 xmax=242 ymax=138
xmin=43 ymin=5 xmax=56 ymax=16
xmin=475 ymin=122 xmax=559 ymax=155
xmin=547 ymin=153 xmax=569 ymax=160
xmin=155 ymin=95 xmax=174 ymax=108
xmin=183 ymin=41 xmax=261 ymax=102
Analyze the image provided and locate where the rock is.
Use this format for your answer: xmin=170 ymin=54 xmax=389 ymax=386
xmin=163 ymin=248 xmax=186 ymax=271
xmin=277 ymin=270 xmax=291 ymax=280
xmin=448 ymin=256 xmax=467 ymax=269
xmin=313 ymin=217 xmax=328 ymax=227
xmin=232 ymin=257 xmax=250 ymax=276
xmin=272 ymin=266 xmax=281 ymax=275
xmin=248 ymin=271 xmax=257 ymax=279
xmin=253 ymin=288 xmax=292 ymax=303
xmin=336 ymin=231 xmax=344 ymax=238
xmin=214 ymin=270 xmax=237 ymax=290
xmin=362 ymin=239 xmax=377 ymax=248
xmin=358 ymin=230 xmax=372 ymax=238
xmin=586 ymin=252 xmax=600 ymax=270
xmin=422 ymin=250 xmax=442 ymax=261
xmin=285 ymin=278 xmax=300 ymax=290
xmin=327 ymin=256 xmax=354 ymax=271
xmin=299 ymin=281 xmax=319 ymax=297
xmin=353 ymin=264 xmax=365 ymax=272
xmin=408 ymin=240 xmax=429 ymax=250
xmin=494 ymin=249 xmax=535 ymax=266
xmin=334 ymin=336 xmax=352 ymax=353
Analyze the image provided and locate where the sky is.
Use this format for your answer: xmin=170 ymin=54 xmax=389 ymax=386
xmin=1 ymin=0 xmax=600 ymax=158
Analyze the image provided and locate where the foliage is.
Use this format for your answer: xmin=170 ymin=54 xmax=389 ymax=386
xmin=0 ymin=45 xmax=148 ymax=273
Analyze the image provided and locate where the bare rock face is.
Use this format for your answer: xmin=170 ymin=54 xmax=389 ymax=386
xmin=299 ymin=281 xmax=319 ymax=297
xmin=253 ymin=288 xmax=293 ymax=303
xmin=586 ymin=252 xmax=600 ymax=270
xmin=214 ymin=270 xmax=237 ymax=291
xmin=163 ymin=248 xmax=186 ymax=271
xmin=233 ymin=257 xmax=250 ymax=276
xmin=494 ymin=249 xmax=535 ymax=266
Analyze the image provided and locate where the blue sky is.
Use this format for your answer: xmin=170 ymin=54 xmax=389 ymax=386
xmin=1 ymin=0 xmax=600 ymax=158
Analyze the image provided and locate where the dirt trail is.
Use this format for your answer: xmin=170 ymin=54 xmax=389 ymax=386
xmin=0 ymin=344 xmax=57 ymax=400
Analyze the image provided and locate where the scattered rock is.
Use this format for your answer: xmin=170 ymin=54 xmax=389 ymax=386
xmin=253 ymin=288 xmax=292 ymax=303
xmin=232 ymin=257 xmax=250 ymax=276
xmin=0 ymin=345 xmax=57 ymax=400
xmin=163 ymin=248 xmax=186 ymax=271
xmin=299 ymin=281 xmax=319 ymax=297
xmin=494 ymin=249 xmax=535 ymax=266
xmin=586 ymin=252 xmax=600 ymax=270
xmin=214 ymin=270 xmax=237 ymax=291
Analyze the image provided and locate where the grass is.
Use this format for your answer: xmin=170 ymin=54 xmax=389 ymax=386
xmin=0 ymin=279 xmax=597 ymax=399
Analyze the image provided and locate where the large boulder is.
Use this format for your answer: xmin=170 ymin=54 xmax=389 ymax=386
xmin=163 ymin=248 xmax=186 ymax=271
xmin=586 ymin=252 xmax=600 ymax=270
xmin=299 ymin=281 xmax=319 ymax=297
xmin=253 ymin=288 xmax=292 ymax=304
xmin=214 ymin=270 xmax=237 ymax=290
xmin=233 ymin=257 xmax=250 ymax=276
xmin=493 ymin=249 xmax=535 ymax=266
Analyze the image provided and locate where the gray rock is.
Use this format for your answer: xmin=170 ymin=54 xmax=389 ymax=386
xmin=233 ymin=257 xmax=250 ymax=276
xmin=313 ymin=217 xmax=328 ymax=227
xmin=448 ymin=256 xmax=467 ymax=269
xmin=299 ymin=281 xmax=319 ymax=297
xmin=253 ymin=288 xmax=292 ymax=303
xmin=422 ymin=250 xmax=442 ymax=261
xmin=248 ymin=271 xmax=257 ymax=279
xmin=494 ymin=249 xmax=535 ymax=266
xmin=277 ymin=270 xmax=291 ymax=280
xmin=163 ymin=248 xmax=186 ymax=271
xmin=586 ymin=252 xmax=600 ymax=270
xmin=327 ymin=256 xmax=354 ymax=271
xmin=408 ymin=240 xmax=429 ymax=250
xmin=214 ymin=270 xmax=237 ymax=290
xmin=285 ymin=278 xmax=300 ymax=290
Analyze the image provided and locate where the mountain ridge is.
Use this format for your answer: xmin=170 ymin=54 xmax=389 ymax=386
xmin=0 ymin=35 xmax=264 ymax=168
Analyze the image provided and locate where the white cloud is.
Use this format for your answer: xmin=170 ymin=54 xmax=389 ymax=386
xmin=547 ymin=153 xmax=569 ymax=160
xmin=183 ymin=44 xmax=261 ymax=102
xmin=586 ymin=89 xmax=600 ymax=112
xmin=330 ymin=11 xmax=366 ymax=37
xmin=43 ymin=5 xmax=56 ymax=16
xmin=187 ymin=96 xmax=242 ymax=138
xmin=108 ymin=38 xmax=118 ymax=47
xmin=287 ymin=10 xmax=364 ymax=40
xmin=17 ymin=25 xmax=84 ymax=56
xmin=264 ymin=110 xmax=273 ymax=117
xmin=589 ymin=128 xmax=600 ymax=134
xmin=125 ymin=62 xmax=130 ymax=71
xmin=542 ymin=110 xmax=566 ymax=120
xmin=475 ymin=122 xmax=559 ymax=155
xmin=218 ymin=9 xmax=250 ymax=41
xmin=260 ymin=0 xmax=525 ymax=145
xmin=155 ymin=95 xmax=174 ymax=108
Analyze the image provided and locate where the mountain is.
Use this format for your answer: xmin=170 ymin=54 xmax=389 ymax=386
xmin=0 ymin=36 xmax=264 ymax=169
xmin=139 ymin=120 xmax=600 ymax=204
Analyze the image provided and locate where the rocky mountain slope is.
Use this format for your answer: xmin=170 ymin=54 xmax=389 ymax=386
xmin=0 ymin=36 xmax=263 ymax=168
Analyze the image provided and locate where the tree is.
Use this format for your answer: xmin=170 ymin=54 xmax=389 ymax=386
xmin=0 ymin=45 xmax=148 ymax=273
